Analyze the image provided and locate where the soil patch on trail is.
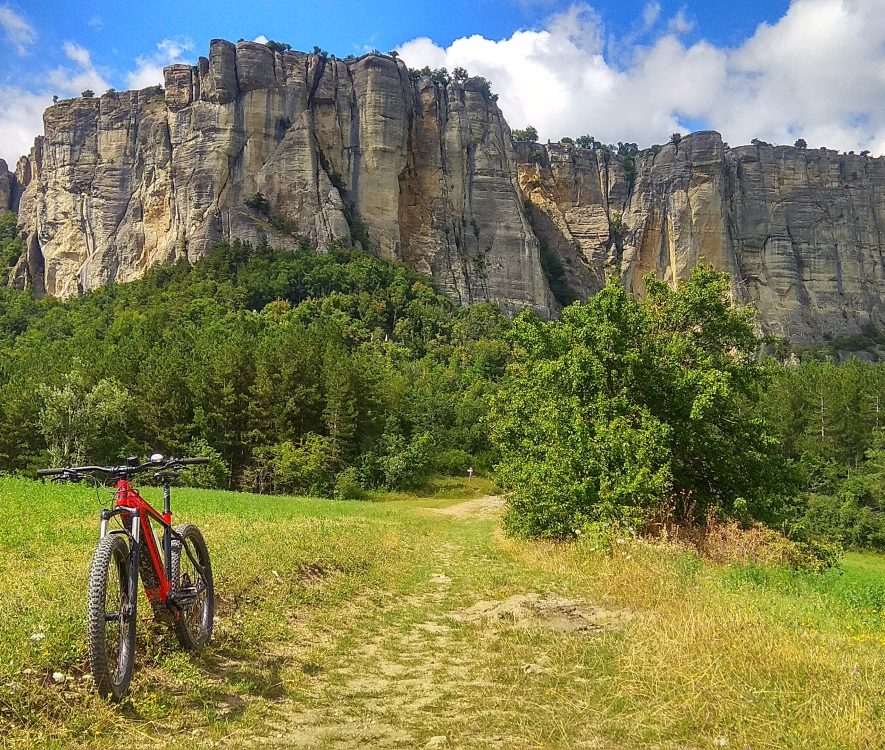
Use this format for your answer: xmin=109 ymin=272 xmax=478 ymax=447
xmin=431 ymin=495 xmax=504 ymax=520
xmin=454 ymin=593 xmax=632 ymax=633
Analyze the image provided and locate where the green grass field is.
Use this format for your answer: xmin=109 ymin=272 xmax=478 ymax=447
xmin=2 ymin=475 xmax=885 ymax=749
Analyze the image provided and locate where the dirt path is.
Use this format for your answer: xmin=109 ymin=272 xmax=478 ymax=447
xmin=429 ymin=495 xmax=505 ymax=520
xmin=208 ymin=494 xmax=624 ymax=750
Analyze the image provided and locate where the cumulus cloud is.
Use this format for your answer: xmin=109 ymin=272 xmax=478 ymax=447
xmin=0 ymin=5 xmax=35 ymax=55
xmin=1 ymin=40 xmax=111 ymax=164
xmin=253 ymin=34 xmax=269 ymax=45
xmin=0 ymin=87 xmax=50 ymax=166
xmin=397 ymin=0 xmax=885 ymax=155
xmin=126 ymin=37 xmax=194 ymax=90
xmin=46 ymin=42 xmax=112 ymax=96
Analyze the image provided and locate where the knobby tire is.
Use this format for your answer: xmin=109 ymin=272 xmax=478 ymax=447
xmin=86 ymin=534 xmax=136 ymax=701
xmin=170 ymin=524 xmax=215 ymax=649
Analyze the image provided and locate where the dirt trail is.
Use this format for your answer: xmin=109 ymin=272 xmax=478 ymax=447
xmin=429 ymin=495 xmax=505 ymax=520
xmin=215 ymin=494 xmax=623 ymax=749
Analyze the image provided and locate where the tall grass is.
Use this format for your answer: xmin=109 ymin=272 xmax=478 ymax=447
xmin=2 ymin=476 xmax=885 ymax=748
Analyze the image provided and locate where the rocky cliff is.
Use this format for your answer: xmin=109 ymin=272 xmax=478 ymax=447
xmin=516 ymin=133 xmax=885 ymax=341
xmin=9 ymin=40 xmax=885 ymax=341
xmin=11 ymin=40 xmax=554 ymax=315
xmin=0 ymin=160 xmax=16 ymax=214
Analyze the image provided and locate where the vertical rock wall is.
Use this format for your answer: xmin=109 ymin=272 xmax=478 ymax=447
xmin=12 ymin=41 xmax=556 ymax=317
xmin=10 ymin=39 xmax=885 ymax=340
xmin=517 ymin=132 xmax=885 ymax=341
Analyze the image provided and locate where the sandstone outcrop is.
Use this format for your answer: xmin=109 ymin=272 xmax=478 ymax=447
xmin=517 ymin=132 xmax=885 ymax=341
xmin=11 ymin=41 xmax=555 ymax=316
xmin=9 ymin=40 xmax=885 ymax=341
xmin=0 ymin=160 xmax=13 ymax=213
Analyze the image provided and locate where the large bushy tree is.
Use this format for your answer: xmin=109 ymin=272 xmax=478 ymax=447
xmin=491 ymin=266 xmax=792 ymax=538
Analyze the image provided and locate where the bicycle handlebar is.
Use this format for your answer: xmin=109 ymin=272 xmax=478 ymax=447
xmin=36 ymin=457 xmax=211 ymax=479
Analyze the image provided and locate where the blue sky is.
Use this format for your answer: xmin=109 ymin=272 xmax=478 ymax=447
xmin=2 ymin=0 xmax=884 ymax=165
xmin=4 ymin=0 xmax=790 ymax=67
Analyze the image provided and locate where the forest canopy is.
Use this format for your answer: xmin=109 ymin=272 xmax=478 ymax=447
xmin=1 ymin=240 xmax=883 ymax=551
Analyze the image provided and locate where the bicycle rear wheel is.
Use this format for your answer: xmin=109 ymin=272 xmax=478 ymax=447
xmin=86 ymin=534 xmax=137 ymax=701
xmin=170 ymin=524 xmax=214 ymax=649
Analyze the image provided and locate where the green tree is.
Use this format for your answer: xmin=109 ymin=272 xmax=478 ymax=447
xmin=178 ymin=437 xmax=230 ymax=489
xmin=265 ymin=40 xmax=292 ymax=53
xmin=491 ymin=266 xmax=790 ymax=538
xmin=38 ymin=369 xmax=129 ymax=465
xmin=245 ymin=191 xmax=270 ymax=216
xmin=322 ymin=348 xmax=358 ymax=466
xmin=511 ymin=126 xmax=539 ymax=143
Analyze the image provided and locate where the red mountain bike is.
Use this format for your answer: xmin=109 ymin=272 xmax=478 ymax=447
xmin=37 ymin=455 xmax=215 ymax=701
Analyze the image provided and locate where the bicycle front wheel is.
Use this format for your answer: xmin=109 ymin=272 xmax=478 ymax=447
xmin=86 ymin=534 xmax=137 ymax=701
xmin=170 ymin=524 xmax=215 ymax=650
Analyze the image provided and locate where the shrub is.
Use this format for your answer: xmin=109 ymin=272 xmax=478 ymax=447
xmin=272 ymin=434 xmax=337 ymax=497
xmin=433 ymin=448 xmax=472 ymax=476
xmin=697 ymin=517 xmax=840 ymax=572
xmin=381 ymin=431 xmax=433 ymax=490
xmin=178 ymin=438 xmax=230 ymax=489
xmin=265 ymin=40 xmax=292 ymax=53
xmin=334 ymin=467 xmax=368 ymax=500
xmin=245 ymin=191 xmax=270 ymax=216
xmin=81 ymin=90 xmax=95 ymax=99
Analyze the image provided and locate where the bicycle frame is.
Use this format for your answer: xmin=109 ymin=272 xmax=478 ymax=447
xmin=100 ymin=479 xmax=175 ymax=608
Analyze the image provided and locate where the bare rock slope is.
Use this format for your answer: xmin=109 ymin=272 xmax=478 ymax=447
xmin=10 ymin=41 xmax=885 ymax=341
xmin=12 ymin=41 xmax=554 ymax=316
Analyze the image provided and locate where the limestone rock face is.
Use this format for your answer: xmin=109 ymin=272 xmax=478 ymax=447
xmin=12 ymin=40 xmax=885 ymax=340
xmin=0 ymin=159 xmax=15 ymax=213
xmin=517 ymin=132 xmax=885 ymax=342
xmin=13 ymin=42 xmax=556 ymax=317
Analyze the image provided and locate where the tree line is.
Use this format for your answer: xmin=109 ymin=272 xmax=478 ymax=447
xmin=2 ymin=235 xmax=884 ymax=552
xmin=0 ymin=240 xmax=506 ymax=498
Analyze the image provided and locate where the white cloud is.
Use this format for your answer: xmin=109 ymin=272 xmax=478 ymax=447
xmin=253 ymin=34 xmax=269 ymax=45
xmin=0 ymin=87 xmax=50 ymax=167
xmin=667 ymin=9 xmax=695 ymax=35
xmin=46 ymin=42 xmax=112 ymax=97
xmin=126 ymin=37 xmax=193 ymax=90
xmin=87 ymin=15 xmax=103 ymax=31
xmin=640 ymin=2 xmax=661 ymax=34
xmin=0 ymin=40 xmax=111 ymax=163
xmin=397 ymin=0 xmax=885 ymax=155
xmin=0 ymin=5 xmax=35 ymax=55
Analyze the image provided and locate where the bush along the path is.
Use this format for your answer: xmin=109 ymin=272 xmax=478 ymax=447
xmin=491 ymin=266 xmax=797 ymax=540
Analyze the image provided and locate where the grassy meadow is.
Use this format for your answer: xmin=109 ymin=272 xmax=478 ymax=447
xmin=1 ymin=475 xmax=885 ymax=749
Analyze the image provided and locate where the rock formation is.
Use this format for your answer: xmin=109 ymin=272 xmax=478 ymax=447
xmin=0 ymin=160 xmax=14 ymax=213
xmin=9 ymin=40 xmax=885 ymax=341
xmin=517 ymin=132 xmax=885 ymax=342
xmin=11 ymin=41 xmax=554 ymax=316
